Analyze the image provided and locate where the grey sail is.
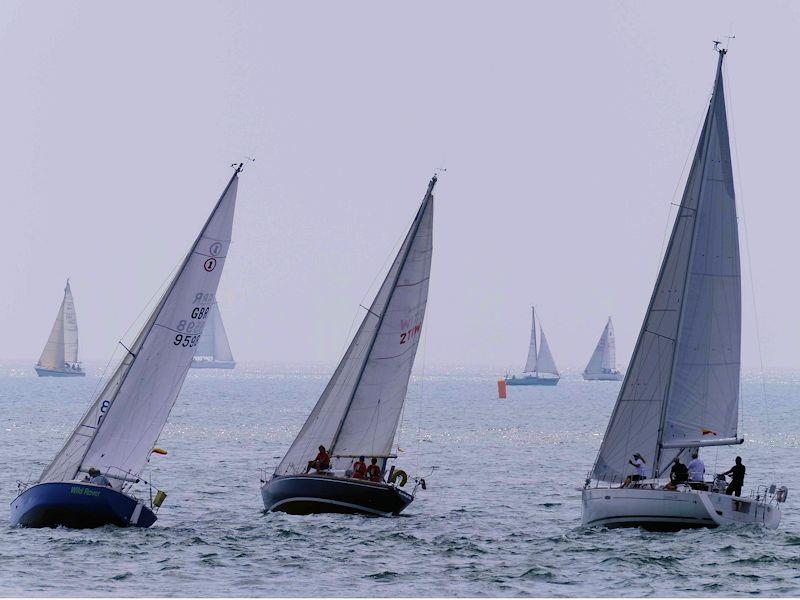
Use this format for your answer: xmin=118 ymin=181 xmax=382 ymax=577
xmin=192 ymin=304 xmax=235 ymax=367
xmin=523 ymin=306 xmax=538 ymax=373
xmin=276 ymin=176 xmax=435 ymax=475
xmin=591 ymin=50 xmax=740 ymax=483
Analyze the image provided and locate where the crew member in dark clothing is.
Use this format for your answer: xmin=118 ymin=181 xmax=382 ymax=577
xmin=722 ymin=456 xmax=746 ymax=497
xmin=366 ymin=458 xmax=382 ymax=482
xmin=664 ymin=457 xmax=689 ymax=491
xmin=306 ymin=445 xmax=331 ymax=473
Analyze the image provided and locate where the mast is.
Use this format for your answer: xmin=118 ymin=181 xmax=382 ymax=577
xmin=328 ymin=174 xmax=437 ymax=453
xmin=653 ymin=48 xmax=726 ymax=475
xmin=532 ymin=306 xmax=537 ymax=375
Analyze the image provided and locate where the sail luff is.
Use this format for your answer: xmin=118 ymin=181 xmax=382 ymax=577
xmin=523 ymin=306 xmax=538 ymax=373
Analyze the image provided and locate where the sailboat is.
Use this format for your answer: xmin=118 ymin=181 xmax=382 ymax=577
xmin=505 ymin=307 xmax=559 ymax=386
xmin=11 ymin=164 xmax=241 ymax=528
xmin=35 ymin=280 xmax=85 ymax=377
xmin=582 ymin=317 xmax=622 ymax=381
xmin=191 ymin=304 xmax=236 ymax=369
xmin=261 ymin=174 xmax=436 ymax=516
xmin=582 ymin=47 xmax=786 ymax=530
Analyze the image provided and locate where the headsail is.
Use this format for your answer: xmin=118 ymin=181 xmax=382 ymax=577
xmin=38 ymin=280 xmax=79 ymax=369
xmin=535 ymin=322 xmax=559 ymax=377
xmin=523 ymin=307 xmax=538 ymax=373
xmin=39 ymin=165 xmax=240 ymax=487
xmin=584 ymin=317 xmax=616 ymax=375
xmin=591 ymin=50 xmax=740 ymax=483
xmin=276 ymin=176 xmax=435 ymax=475
xmin=193 ymin=304 xmax=235 ymax=363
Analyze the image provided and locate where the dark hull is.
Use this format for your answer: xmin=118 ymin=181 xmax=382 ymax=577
xmin=505 ymin=375 xmax=559 ymax=386
xmin=261 ymin=474 xmax=413 ymax=516
xmin=10 ymin=482 xmax=156 ymax=529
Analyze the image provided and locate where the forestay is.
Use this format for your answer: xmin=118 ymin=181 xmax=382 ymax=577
xmin=523 ymin=307 xmax=538 ymax=373
xmin=536 ymin=324 xmax=559 ymax=377
xmin=276 ymin=176 xmax=435 ymax=475
xmin=585 ymin=318 xmax=616 ymax=375
xmin=39 ymin=167 xmax=240 ymax=488
xmin=194 ymin=304 xmax=234 ymax=362
xmin=591 ymin=50 xmax=740 ymax=483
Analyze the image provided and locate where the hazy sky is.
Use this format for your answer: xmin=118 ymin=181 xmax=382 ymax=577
xmin=2 ymin=1 xmax=799 ymax=370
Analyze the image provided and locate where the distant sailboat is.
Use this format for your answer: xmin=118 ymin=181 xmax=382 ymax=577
xmin=11 ymin=163 xmax=242 ymax=528
xmin=582 ymin=47 xmax=785 ymax=530
xmin=261 ymin=174 xmax=436 ymax=516
xmin=35 ymin=280 xmax=85 ymax=377
xmin=582 ymin=317 xmax=622 ymax=381
xmin=505 ymin=307 xmax=559 ymax=386
xmin=191 ymin=304 xmax=236 ymax=369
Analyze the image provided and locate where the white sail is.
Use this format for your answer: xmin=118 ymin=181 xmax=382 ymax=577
xmin=535 ymin=323 xmax=559 ymax=377
xmin=39 ymin=167 xmax=240 ymax=487
xmin=591 ymin=51 xmax=739 ymax=483
xmin=193 ymin=304 xmax=234 ymax=363
xmin=522 ymin=307 xmax=538 ymax=373
xmin=37 ymin=280 xmax=80 ymax=369
xmin=584 ymin=318 xmax=616 ymax=375
xmin=62 ymin=281 xmax=79 ymax=364
xmin=276 ymin=176 xmax=435 ymax=475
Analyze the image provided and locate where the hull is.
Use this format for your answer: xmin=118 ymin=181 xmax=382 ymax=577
xmin=582 ymin=371 xmax=623 ymax=381
xmin=10 ymin=482 xmax=156 ymax=529
xmin=582 ymin=486 xmax=781 ymax=531
xmin=190 ymin=360 xmax=236 ymax=369
xmin=505 ymin=375 xmax=559 ymax=386
xmin=34 ymin=366 xmax=85 ymax=377
xmin=261 ymin=474 xmax=413 ymax=516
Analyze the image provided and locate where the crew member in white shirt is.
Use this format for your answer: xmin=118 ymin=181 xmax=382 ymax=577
xmin=621 ymin=453 xmax=649 ymax=488
xmin=687 ymin=451 xmax=705 ymax=483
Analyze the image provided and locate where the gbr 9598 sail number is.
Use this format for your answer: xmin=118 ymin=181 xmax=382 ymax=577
xmin=173 ymin=293 xmax=215 ymax=348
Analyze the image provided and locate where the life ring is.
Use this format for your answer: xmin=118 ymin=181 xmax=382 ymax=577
xmin=389 ymin=469 xmax=408 ymax=487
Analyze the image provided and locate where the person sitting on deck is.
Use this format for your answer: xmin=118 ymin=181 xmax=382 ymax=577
xmin=366 ymin=458 xmax=382 ymax=482
xmin=664 ymin=457 xmax=689 ymax=491
xmin=306 ymin=445 xmax=331 ymax=473
xmin=687 ymin=451 xmax=705 ymax=483
xmin=87 ymin=467 xmax=112 ymax=487
xmin=621 ymin=453 xmax=648 ymax=488
xmin=722 ymin=456 xmax=746 ymax=497
xmin=352 ymin=456 xmax=367 ymax=480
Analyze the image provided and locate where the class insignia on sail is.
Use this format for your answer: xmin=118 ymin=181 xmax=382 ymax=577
xmin=11 ymin=163 xmax=242 ymax=529
xmin=191 ymin=303 xmax=236 ymax=369
xmin=34 ymin=280 xmax=85 ymax=377
xmin=504 ymin=306 xmax=560 ymax=386
xmin=581 ymin=46 xmax=787 ymax=531
xmin=260 ymin=174 xmax=437 ymax=517
xmin=582 ymin=317 xmax=622 ymax=381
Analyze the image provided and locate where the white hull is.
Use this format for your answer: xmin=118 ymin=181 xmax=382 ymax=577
xmin=582 ymin=371 xmax=623 ymax=381
xmin=582 ymin=486 xmax=781 ymax=531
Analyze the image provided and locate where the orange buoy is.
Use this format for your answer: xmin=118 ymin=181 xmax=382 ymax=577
xmin=497 ymin=379 xmax=507 ymax=399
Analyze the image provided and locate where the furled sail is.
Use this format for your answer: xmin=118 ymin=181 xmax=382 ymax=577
xmin=38 ymin=280 xmax=79 ymax=369
xmin=523 ymin=307 xmax=538 ymax=373
xmin=39 ymin=166 xmax=240 ymax=487
xmin=584 ymin=318 xmax=616 ymax=375
xmin=276 ymin=176 xmax=435 ymax=475
xmin=535 ymin=323 xmax=559 ymax=377
xmin=193 ymin=304 xmax=234 ymax=363
xmin=591 ymin=50 xmax=740 ymax=483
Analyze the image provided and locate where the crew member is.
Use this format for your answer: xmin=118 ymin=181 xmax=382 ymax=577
xmin=366 ymin=458 xmax=382 ymax=482
xmin=621 ymin=453 xmax=648 ymax=488
xmin=306 ymin=445 xmax=331 ymax=473
xmin=352 ymin=456 xmax=367 ymax=480
xmin=665 ymin=457 xmax=689 ymax=491
xmin=722 ymin=456 xmax=746 ymax=497
xmin=87 ymin=467 xmax=112 ymax=487
xmin=687 ymin=451 xmax=705 ymax=482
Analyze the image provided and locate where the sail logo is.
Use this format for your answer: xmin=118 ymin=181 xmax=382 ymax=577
xmin=399 ymin=316 xmax=423 ymax=345
xmin=203 ymin=258 xmax=216 ymax=272
xmin=209 ymin=242 xmax=222 ymax=256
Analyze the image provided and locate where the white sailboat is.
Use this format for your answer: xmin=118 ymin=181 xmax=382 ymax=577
xmin=191 ymin=304 xmax=236 ymax=369
xmin=505 ymin=306 xmax=559 ymax=386
xmin=261 ymin=174 xmax=436 ymax=516
xmin=35 ymin=280 xmax=85 ymax=377
xmin=582 ymin=317 xmax=622 ymax=381
xmin=582 ymin=47 xmax=786 ymax=530
xmin=11 ymin=163 xmax=241 ymax=528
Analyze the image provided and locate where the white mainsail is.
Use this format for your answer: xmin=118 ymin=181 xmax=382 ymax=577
xmin=523 ymin=307 xmax=538 ymax=373
xmin=193 ymin=304 xmax=234 ymax=363
xmin=38 ymin=280 xmax=79 ymax=370
xmin=535 ymin=323 xmax=559 ymax=377
xmin=591 ymin=50 xmax=740 ymax=483
xmin=39 ymin=166 xmax=240 ymax=488
xmin=276 ymin=176 xmax=436 ymax=475
xmin=584 ymin=317 xmax=616 ymax=375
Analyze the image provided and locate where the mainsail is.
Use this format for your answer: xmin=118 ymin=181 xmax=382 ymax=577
xmin=39 ymin=165 xmax=240 ymax=488
xmin=38 ymin=280 xmax=79 ymax=369
xmin=193 ymin=304 xmax=234 ymax=363
xmin=591 ymin=50 xmax=740 ymax=483
xmin=276 ymin=176 xmax=435 ymax=475
xmin=523 ymin=307 xmax=538 ymax=373
xmin=584 ymin=318 xmax=616 ymax=375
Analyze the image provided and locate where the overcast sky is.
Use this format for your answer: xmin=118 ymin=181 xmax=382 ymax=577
xmin=2 ymin=1 xmax=799 ymax=370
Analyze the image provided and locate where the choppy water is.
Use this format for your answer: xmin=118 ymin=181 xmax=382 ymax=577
xmin=1 ymin=363 xmax=799 ymax=597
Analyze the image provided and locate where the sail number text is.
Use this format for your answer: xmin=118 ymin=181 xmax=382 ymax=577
xmin=399 ymin=321 xmax=422 ymax=344
xmin=173 ymin=305 xmax=211 ymax=347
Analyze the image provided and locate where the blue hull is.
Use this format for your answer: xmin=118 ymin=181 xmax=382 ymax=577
xmin=261 ymin=474 xmax=413 ymax=516
xmin=10 ymin=482 xmax=156 ymax=529
xmin=505 ymin=375 xmax=559 ymax=386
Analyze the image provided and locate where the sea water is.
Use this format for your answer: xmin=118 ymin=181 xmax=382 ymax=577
xmin=1 ymin=363 xmax=799 ymax=597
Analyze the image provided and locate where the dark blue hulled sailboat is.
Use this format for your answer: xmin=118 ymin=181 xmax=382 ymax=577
xmin=261 ymin=175 xmax=437 ymax=516
xmin=11 ymin=164 xmax=241 ymax=528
